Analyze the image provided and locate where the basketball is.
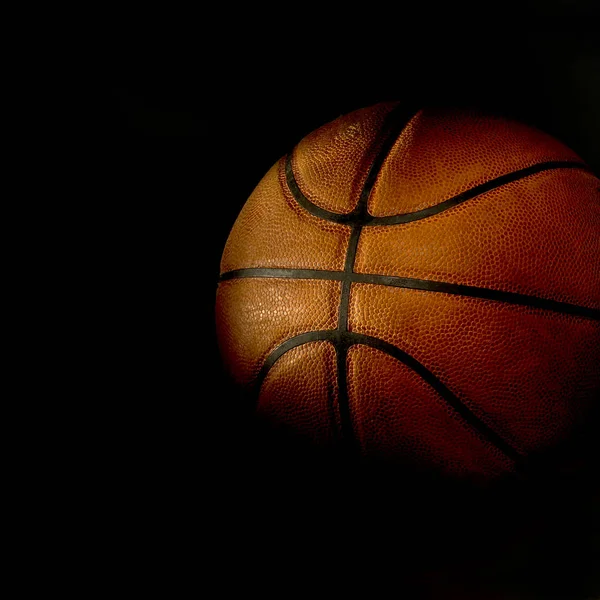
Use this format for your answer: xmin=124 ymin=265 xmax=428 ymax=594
xmin=215 ymin=102 xmax=600 ymax=481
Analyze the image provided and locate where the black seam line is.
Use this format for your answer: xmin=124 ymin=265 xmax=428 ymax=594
xmin=284 ymin=105 xmax=421 ymax=226
xmin=220 ymin=268 xmax=346 ymax=281
xmin=356 ymin=106 xmax=420 ymax=212
xmin=218 ymin=268 xmax=600 ymax=320
xmin=338 ymin=227 xmax=362 ymax=331
xmin=285 ymin=158 xmax=589 ymax=226
xmin=372 ymin=161 xmax=589 ymax=225
xmin=335 ymin=105 xmax=420 ymax=450
xmin=254 ymin=331 xmax=523 ymax=463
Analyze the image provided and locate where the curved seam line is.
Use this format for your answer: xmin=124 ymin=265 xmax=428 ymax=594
xmin=255 ymin=331 xmax=523 ymax=463
xmin=285 ymin=105 xmax=419 ymax=223
xmin=285 ymin=157 xmax=589 ymax=225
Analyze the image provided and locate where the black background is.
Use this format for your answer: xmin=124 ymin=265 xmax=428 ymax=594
xmin=94 ymin=14 xmax=599 ymax=599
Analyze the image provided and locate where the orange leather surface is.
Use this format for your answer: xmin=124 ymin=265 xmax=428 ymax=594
xmin=368 ymin=108 xmax=582 ymax=216
xmin=258 ymin=341 xmax=339 ymax=447
xmin=348 ymin=283 xmax=600 ymax=454
xmin=346 ymin=344 xmax=513 ymax=476
xmin=215 ymin=102 xmax=600 ymax=478
xmin=216 ymin=278 xmax=340 ymax=386
xmin=292 ymin=101 xmax=399 ymax=214
xmin=220 ymin=160 xmax=351 ymax=273
xmin=356 ymin=168 xmax=600 ymax=308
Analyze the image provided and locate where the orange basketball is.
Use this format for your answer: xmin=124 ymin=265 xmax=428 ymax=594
xmin=215 ymin=102 xmax=600 ymax=481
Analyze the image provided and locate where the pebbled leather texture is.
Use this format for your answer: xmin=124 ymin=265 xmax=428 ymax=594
xmin=368 ymin=108 xmax=583 ymax=216
xmin=215 ymin=102 xmax=600 ymax=480
xmin=216 ymin=278 xmax=340 ymax=387
xmin=346 ymin=344 xmax=513 ymax=477
xmin=356 ymin=169 xmax=600 ymax=308
xmin=220 ymin=161 xmax=351 ymax=273
xmin=258 ymin=341 xmax=340 ymax=448
xmin=348 ymin=284 xmax=600 ymax=456
xmin=293 ymin=101 xmax=399 ymax=214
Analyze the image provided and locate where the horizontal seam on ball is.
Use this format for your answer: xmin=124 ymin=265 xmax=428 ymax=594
xmin=218 ymin=268 xmax=600 ymax=321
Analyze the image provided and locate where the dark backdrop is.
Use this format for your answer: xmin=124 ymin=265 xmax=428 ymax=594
xmin=95 ymin=20 xmax=599 ymax=599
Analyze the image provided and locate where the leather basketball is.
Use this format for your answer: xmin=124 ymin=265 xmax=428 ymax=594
xmin=215 ymin=102 xmax=600 ymax=480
